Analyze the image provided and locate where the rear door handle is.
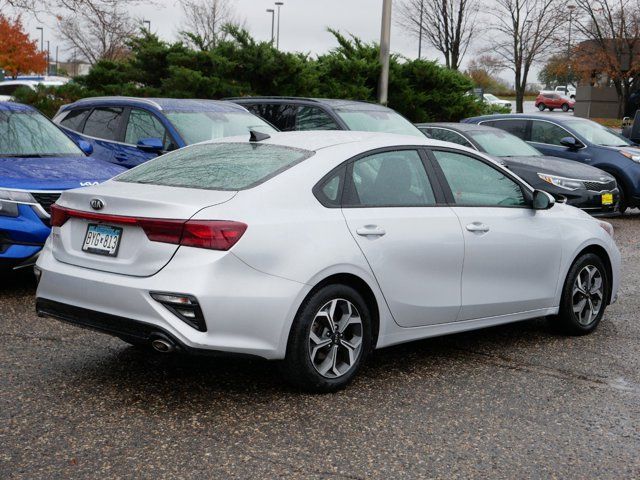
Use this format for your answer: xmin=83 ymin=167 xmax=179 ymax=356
xmin=466 ymin=222 xmax=490 ymax=233
xmin=356 ymin=225 xmax=386 ymax=237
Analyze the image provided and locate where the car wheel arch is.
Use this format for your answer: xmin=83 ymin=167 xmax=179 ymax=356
xmin=570 ymin=244 xmax=614 ymax=305
xmin=289 ymin=272 xmax=381 ymax=349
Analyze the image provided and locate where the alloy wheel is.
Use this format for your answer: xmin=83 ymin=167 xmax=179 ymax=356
xmin=308 ymin=298 xmax=363 ymax=378
xmin=572 ymin=265 xmax=604 ymax=326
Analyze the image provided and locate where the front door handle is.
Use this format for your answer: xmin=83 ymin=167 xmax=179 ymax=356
xmin=356 ymin=225 xmax=386 ymax=237
xmin=466 ymin=222 xmax=490 ymax=233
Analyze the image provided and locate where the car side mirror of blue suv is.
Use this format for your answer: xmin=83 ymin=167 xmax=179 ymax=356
xmin=560 ymin=136 xmax=584 ymax=150
xmin=137 ymin=137 xmax=164 ymax=154
xmin=77 ymin=140 xmax=94 ymax=156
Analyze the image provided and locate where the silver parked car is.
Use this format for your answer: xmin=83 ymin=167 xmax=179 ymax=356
xmin=35 ymin=131 xmax=621 ymax=392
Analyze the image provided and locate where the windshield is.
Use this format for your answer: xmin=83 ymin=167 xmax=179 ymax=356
xmin=564 ymin=119 xmax=632 ymax=147
xmin=468 ymin=130 xmax=542 ymax=157
xmin=335 ymin=108 xmax=424 ymax=137
xmin=484 ymin=94 xmax=499 ymax=101
xmin=116 ymin=143 xmax=313 ymax=190
xmin=0 ymin=110 xmax=82 ymax=157
xmin=165 ymin=111 xmax=277 ymax=145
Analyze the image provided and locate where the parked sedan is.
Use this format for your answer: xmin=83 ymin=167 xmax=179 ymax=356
xmin=52 ymin=97 xmax=277 ymax=168
xmin=228 ymin=96 xmax=425 ymax=137
xmin=463 ymin=113 xmax=640 ymax=212
xmin=0 ymin=102 xmax=125 ymax=269
xmin=483 ymin=94 xmax=512 ymax=110
xmin=535 ymin=92 xmax=575 ymax=112
xmin=36 ymin=131 xmax=619 ymax=392
xmin=417 ymin=122 xmax=619 ymax=214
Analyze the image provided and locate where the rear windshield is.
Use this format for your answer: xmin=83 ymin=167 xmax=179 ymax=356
xmin=116 ymin=142 xmax=313 ymax=190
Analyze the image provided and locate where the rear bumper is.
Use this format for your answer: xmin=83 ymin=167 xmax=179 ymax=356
xmin=35 ymin=241 xmax=308 ymax=360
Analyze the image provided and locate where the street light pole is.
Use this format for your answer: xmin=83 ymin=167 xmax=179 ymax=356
xmin=275 ymin=2 xmax=284 ymax=50
xmin=567 ymin=5 xmax=575 ymax=86
xmin=46 ymin=40 xmax=50 ymax=76
xmin=36 ymin=27 xmax=43 ymax=52
xmin=378 ymin=0 xmax=392 ymax=105
xmin=418 ymin=0 xmax=423 ymax=60
xmin=266 ymin=9 xmax=275 ymax=44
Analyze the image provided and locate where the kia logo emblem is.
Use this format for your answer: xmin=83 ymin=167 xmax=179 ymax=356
xmin=90 ymin=198 xmax=104 ymax=210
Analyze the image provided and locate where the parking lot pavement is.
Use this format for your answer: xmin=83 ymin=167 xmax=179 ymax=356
xmin=2 ymin=213 xmax=640 ymax=479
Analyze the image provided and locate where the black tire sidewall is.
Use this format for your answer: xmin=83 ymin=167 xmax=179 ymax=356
xmin=562 ymin=103 xmax=569 ymax=112
xmin=558 ymin=253 xmax=609 ymax=335
xmin=538 ymin=103 xmax=546 ymax=111
xmin=284 ymin=284 xmax=373 ymax=392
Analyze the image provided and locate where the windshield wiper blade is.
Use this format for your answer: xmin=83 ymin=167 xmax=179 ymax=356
xmin=2 ymin=154 xmax=47 ymax=158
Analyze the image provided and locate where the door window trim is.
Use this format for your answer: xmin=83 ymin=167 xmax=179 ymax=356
xmin=423 ymin=127 xmax=478 ymax=150
xmin=341 ymin=146 xmax=448 ymax=208
xmin=425 ymin=146 xmax=534 ymax=209
xmin=121 ymin=107 xmax=177 ymax=151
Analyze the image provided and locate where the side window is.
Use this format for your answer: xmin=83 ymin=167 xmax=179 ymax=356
xmin=483 ymin=119 xmax=528 ymax=140
xmin=296 ymin=106 xmax=339 ymax=130
xmin=314 ymin=165 xmax=346 ymax=207
xmin=347 ymin=150 xmax=436 ymax=207
xmin=530 ymin=121 xmax=571 ymax=146
xmin=59 ymin=108 xmax=90 ymax=132
xmin=432 ymin=150 xmax=526 ymax=207
xmin=0 ymin=84 xmax=22 ymax=95
xmin=426 ymin=128 xmax=474 ymax=148
xmin=248 ymin=103 xmax=296 ymax=131
xmin=125 ymin=109 xmax=170 ymax=149
xmin=83 ymin=107 xmax=124 ymax=141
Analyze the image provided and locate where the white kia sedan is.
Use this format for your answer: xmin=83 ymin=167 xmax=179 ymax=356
xmin=35 ymin=131 xmax=620 ymax=392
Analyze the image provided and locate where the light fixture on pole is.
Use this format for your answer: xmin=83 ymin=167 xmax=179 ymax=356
xmin=266 ymin=9 xmax=275 ymax=44
xmin=143 ymin=20 xmax=151 ymax=32
xmin=275 ymin=2 xmax=284 ymax=50
xmin=378 ymin=0 xmax=392 ymax=105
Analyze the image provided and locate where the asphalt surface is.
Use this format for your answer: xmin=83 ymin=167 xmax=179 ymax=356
xmin=2 ymin=212 xmax=639 ymax=479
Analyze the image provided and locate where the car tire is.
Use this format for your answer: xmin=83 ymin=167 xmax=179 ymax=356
xmin=282 ymin=284 xmax=373 ymax=393
xmin=562 ymin=103 xmax=570 ymax=112
xmin=556 ymin=253 xmax=609 ymax=336
xmin=549 ymin=108 xmax=555 ymax=111
xmin=611 ymin=175 xmax=628 ymax=214
xmin=538 ymin=103 xmax=546 ymax=111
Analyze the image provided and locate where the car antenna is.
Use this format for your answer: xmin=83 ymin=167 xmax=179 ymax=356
xmin=249 ymin=130 xmax=270 ymax=142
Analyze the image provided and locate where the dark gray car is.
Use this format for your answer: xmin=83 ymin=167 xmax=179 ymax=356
xmin=417 ymin=122 xmax=619 ymax=215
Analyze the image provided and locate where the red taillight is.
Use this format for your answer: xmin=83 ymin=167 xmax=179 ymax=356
xmin=181 ymin=221 xmax=248 ymax=251
xmin=49 ymin=205 xmax=247 ymax=251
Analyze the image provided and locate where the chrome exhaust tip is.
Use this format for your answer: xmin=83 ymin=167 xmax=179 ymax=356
xmin=151 ymin=337 xmax=175 ymax=353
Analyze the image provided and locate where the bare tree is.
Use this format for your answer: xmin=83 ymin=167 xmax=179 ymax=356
xmin=572 ymin=0 xmax=640 ymax=116
xmin=3 ymin=0 xmax=144 ymax=65
xmin=57 ymin=0 xmax=140 ymax=64
xmin=179 ymin=0 xmax=242 ymax=50
xmin=396 ymin=0 xmax=478 ymax=70
xmin=487 ymin=0 xmax=565 ymax=112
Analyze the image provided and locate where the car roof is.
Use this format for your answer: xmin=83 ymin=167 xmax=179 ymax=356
xmin=61 ymin=96 xmax=249 ymax=113
xmin=465 ymin=113 xmax=580 ymax=123
xmin=227 ymin=96 xmax=394 ymax=112
xmin=210 ymin=130 xmax=452 ymax=153
xmin=0 ymin=102 xmax=36 ymax=113
xmin=415 ymin=122 xmax=499 ymax=133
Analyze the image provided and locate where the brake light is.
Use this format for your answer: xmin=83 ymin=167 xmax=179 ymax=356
xmin=48 ymin=205 xmax=247 ymax=251
xmin=181 ymin=221 xmax=247 ymax=250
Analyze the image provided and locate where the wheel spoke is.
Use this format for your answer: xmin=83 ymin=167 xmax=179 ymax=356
xmin=309 ymin=331 xmax=332 ymax=363
xmin=573 ymin=297 xmax=587 ymax=315
xmin=317 ymin=345 xmax=338 ymax=376
xmin=338 ymin=313 xmax=361 ymax=333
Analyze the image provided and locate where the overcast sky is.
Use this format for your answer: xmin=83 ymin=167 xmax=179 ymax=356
xmin=20 ymin=0 xmax=525 ymax=86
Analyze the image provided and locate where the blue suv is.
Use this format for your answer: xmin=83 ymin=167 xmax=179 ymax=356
xmin=463 ymin=113 xmax=640 ymax=212
xmin=52 ymin=97 xmax=276 ymax=168
xmin=0 ymin=102 xmax=125 ymax=269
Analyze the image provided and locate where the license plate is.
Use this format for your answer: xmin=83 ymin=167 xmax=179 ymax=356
xmin=82 ymin=224 xmax=122 ymax=257
xmin=602 ymin=193 xmax=614 ymax=206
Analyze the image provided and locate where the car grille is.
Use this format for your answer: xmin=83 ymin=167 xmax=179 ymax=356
xmin=583 ymin=180 xmax=616 ymax=192
xmin=30 ymin=192 xmax=62 ymax=214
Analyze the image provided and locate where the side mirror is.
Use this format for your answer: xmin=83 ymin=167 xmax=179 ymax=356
xmin=560 ymin=136 xmax=583 ymax=150
xmin=136 ymin=137 xmax=164 ymax=153
xmin=77 ymin=140 xmax=93 ymax=156
xmin=533 ymin=189 xmax=555 ymax=210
